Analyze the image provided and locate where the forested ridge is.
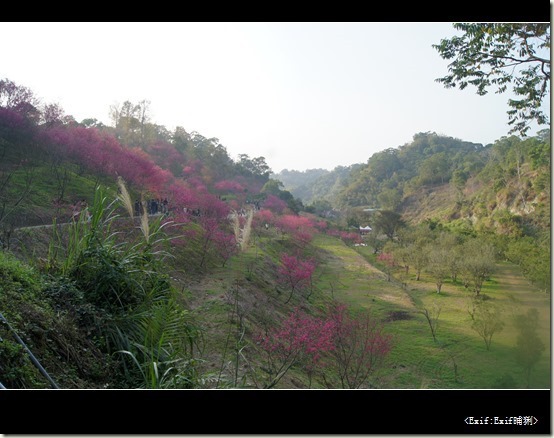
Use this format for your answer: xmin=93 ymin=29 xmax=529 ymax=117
xmin=0 ymin=76 xmax=549 ymax=394
xmin=277 ymin=130 xmax=550 ymax=291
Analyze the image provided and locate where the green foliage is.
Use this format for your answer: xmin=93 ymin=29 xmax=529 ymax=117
xmin=377 ymin=187 xmax=402 ymax=211
xmin=0 ymin=249 xmax=41 ymax=294
xmin=237 ymin=154 xmax=271 ymax=180
xmin=514 ymin=308 xmax=545 ymax=388
xmin=0 ymin=251 xmax=117 ymax=388
xmin=372 ymin=210 xmax=405 ymax=241
xmin=44 ymin=183 xmax=200 ymax=387
xmin=527 ymin=134 xmax=551 ymax=170
xmin=505 ymin=236 xmax=550 ymax=292
xmin=332 ymin=132 xmax=486 ymax=208
xmin=468 ymin=297 xmax=504 ymax=351
xmin=434 ymin=23 xmax=550 ymax=135
xmin=492 ymin=373 xmax=518 ymax=389
xmin=417 ymin=152 xmax=451 ymax=185
xmin=459 ymin=239 xmax=496 ymax=295
xmin=0 ymin=338 xmax=44 ymax=388
xmin=424 ymin=245 xmax=451 ymax=294
xmin=275 ymin=165 xmax=357 ymax=207
xmin=116 ymin=299 xmax=201 ymax=388
xmin=261 ymin=178 xmax=304 ymax=213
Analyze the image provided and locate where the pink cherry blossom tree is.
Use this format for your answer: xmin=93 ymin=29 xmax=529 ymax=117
xmin=277 ymin=253 xmax=316 ymax=304
xmin=256 ymin=307 xmax=334 ymax=388
xmin=326 ymin=303 xmax=393 ymax=389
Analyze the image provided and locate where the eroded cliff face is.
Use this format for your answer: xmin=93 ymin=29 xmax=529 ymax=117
xmin=398 ymin=168 xmax=550 ymax=235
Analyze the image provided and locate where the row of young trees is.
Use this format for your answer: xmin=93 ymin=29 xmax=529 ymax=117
xmin=359 ymin=205 xmax=549 ymax=297
xmin=381 ymin=227 xmax=497 ymax=295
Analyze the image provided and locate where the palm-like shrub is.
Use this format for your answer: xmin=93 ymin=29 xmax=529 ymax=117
xmin=48 ymin=181 xmax=201 ymax=388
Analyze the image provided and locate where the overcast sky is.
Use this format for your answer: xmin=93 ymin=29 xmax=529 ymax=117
xmin=1 ymin=22 xmax=550 ymax=173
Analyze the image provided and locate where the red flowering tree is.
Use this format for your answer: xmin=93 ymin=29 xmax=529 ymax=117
xmin=256 ymin=308 xmax=334 ymax=388
xmin=146 ymin=141 xmax=186 ymax=176
xmin=275 ymin=214 xmax=316 ymax=246
xmin=43 ymin=125 xmax=173 ymax=196
xmin=214 ymin=179 xmax=245 ymax=194
xmin=340 ymin=231 xmax=363 ymax=245
xmin=252 ymin=209 xmax=274 ymax=231
xmin=326 ymin=303 xmax=393 ymax=389
xmin=277 ymin=253 xmax=316 ymax=304
xmin=182 ymin=159 xmax=203 ymax=178
xmin=213 ymin=229 xmax=238 ymax=267
xmin=314 ymin=220 xmax=328 ymax=232
xmin=263 ymin=194 xmax=287 ymax=214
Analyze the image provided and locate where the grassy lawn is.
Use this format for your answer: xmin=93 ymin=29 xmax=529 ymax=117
xmin=312 ymin=234 xmax=550 ymax=389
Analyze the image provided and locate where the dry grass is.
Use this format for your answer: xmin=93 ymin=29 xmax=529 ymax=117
xmin=231 ymin=208 xmax=254 ymax=252
xmin=116 ymin=176 xmax=134 ymax=219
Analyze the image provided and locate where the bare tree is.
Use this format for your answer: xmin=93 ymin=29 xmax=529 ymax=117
xmin=420 ymin=303 xmax=441 ymax=342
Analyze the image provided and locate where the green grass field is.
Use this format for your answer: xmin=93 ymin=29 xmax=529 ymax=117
xmin=10 ymin=212 xmax=549 ymax=389
xmin=311 ymin=234 xmax=550 ymax=389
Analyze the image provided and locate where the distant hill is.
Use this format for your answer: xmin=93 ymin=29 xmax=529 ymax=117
xmin=276 ymin=131 xmax=551 ymax=237
xmin=274 ymin=164 xmax=361 ymax=206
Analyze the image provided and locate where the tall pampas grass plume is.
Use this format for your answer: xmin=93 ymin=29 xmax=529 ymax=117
xmin=117 ymin=176 xmax=150 ymax=243
xmin=117 ymin=176 xmax=134 ymax=219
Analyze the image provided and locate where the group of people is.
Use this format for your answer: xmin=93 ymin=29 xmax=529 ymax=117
xmin=134 ymin=198 xmax=169 ymax=216
xmin=245 ymin=199 xmax=261 ymax=210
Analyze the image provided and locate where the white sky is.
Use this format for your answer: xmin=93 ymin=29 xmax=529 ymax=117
xmin=0 ymin=22 xmax=550 ymax=173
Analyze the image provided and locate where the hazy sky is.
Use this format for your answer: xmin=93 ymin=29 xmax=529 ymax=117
xmin=1 ymin=22 xmax=550 ymax=173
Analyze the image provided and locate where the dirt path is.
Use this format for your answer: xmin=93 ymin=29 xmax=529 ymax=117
xmin=315 ymin=236 xmax=417 ymax=311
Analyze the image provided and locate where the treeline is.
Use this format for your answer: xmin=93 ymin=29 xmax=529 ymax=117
xmin=275 ymin=165 xmax=359 ymax=207
xmin=276 ymin=131 xmax=550 ymax=292
xmin=279 ymin=131 xmax=550 ymax=217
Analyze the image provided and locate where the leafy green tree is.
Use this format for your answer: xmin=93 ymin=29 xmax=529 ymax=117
xmin=418 ymin=152 xmax=451 ymax=185
xmin=377 ymin=187 xmax=402 ymax=211
xmin=450 ymin=168 xmax=468 ymax=196
xmin=505 ymin=236 xmax=550 ymax=293
xmin=432 ymin=231 xmax=463 ymax=283
xmin=306 ymin=199 xmax=333 ymax=217
xmin=468 ymin=298 xmax=504 ymax=351
xmin=434 ymin=23 xmax=550 ymax=136
xmin=372 ymin=210 xmax=405 ymax=241
xmin=527 ymin=129 xmax=551 ymax=170
xmin=237 ymin=154 xmax=271 ymax=180
xmin=261 ymin=179 xmax=303 ymax=214
xmin=459 ymin=239 xmax=496 ymax=295
xmin=407 ymin=244 xmax=429 ymax=281
xmin=261 ymin=179 xmax=285 ymax=196
xmin=391 ymin=226 xmax=434 ymax=281
xmin=425 ymin=245 xmax=451 ymax=293
xmin=365 ymin=232 xmax=385 ymax=255
xmin=367 ymin=148 xmax=402 ymax=182
xmin=514 ymin=308 xmax=545 ymax=388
